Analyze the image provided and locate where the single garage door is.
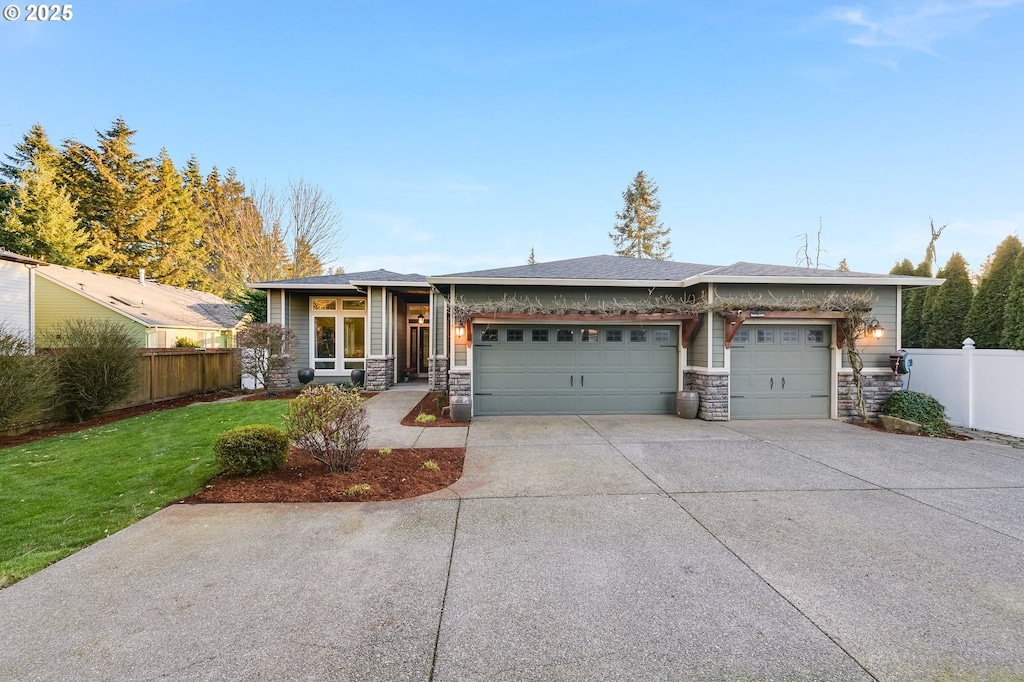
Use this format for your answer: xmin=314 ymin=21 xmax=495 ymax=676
xmin=730 ymin=325 xmax=832 ymax=419
xmin=473 ymin=324 xmax=679 ymax=415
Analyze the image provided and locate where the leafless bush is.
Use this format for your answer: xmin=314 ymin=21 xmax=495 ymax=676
xmin=285 ymin=384 xmax=368 ymax=472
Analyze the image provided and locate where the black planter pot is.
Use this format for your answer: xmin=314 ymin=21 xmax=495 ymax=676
xmin=349 ymin=369 xmax=365 ymax=387
xmin=297 ymin=368 xmax=315 ymax=385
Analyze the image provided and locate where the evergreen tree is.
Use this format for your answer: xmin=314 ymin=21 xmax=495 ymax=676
xmin=891 ymin=259 xmax=929 ymax=347
xmin=149 ymin=149 xmax=208 ymax=288
xmin=1001 ymin=247 xmax=1024 ymax=350
xmin=1 ymin=124 xmax=61 ymax=215
xmin=609 ymin=171 xmax=671 ymax=260
xmin=836 ymin=258 xmax=850 ymax=272
xmin=965 ymin=235 xmax=1022 ymax=348
xmin=61 ymin=118 xmax=160 ymax=275
xmin=528 ymin=247 xmax=536 ymax=265
xmin=922 ymin=253 xmax=974 ymax=348
xmin=0 ymin=152 xmax=90 ymax=266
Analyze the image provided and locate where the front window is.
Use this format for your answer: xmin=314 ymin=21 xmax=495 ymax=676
xmin=311 ymin=297 xmax=366 ymax=373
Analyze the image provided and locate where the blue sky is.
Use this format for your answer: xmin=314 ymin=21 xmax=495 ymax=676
xmin=3 ymin=1 xmax=1022 ymax=277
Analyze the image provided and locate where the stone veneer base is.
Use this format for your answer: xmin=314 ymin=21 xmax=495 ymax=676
xmin=838 ymin=371 xmax=901 ymax=422
xmin=683 ymin=370 xmax=730 ymax=421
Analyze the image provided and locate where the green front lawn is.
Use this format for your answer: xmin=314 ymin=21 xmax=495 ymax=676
xmin=0 ymin=399 xmax=288 ymax=588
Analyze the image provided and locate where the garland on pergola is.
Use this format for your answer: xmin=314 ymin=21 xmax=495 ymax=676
xmin=448 ymin=294 xmax=705 ymax=324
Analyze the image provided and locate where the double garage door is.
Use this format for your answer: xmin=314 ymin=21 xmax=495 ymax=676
xmin=473 ymin=324 xmax=678 ymax=415
xmin=729 ymin=324 xmax=832 ymax=419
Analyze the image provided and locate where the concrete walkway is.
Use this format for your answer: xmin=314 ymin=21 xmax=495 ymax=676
xmin=2 ymin=412 xmax=1024 ymax=680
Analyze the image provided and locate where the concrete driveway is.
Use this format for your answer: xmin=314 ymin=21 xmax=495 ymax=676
xmin=2 ymin=414 xmax=1024 ymax=681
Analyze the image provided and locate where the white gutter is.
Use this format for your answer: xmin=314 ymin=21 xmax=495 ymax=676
xmin=682 ymin=274 xmax=945 ymax=287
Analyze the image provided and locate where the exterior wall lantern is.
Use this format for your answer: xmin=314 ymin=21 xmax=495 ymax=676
xmin=866 ymin=319 xmax=885 ymax=340
xmin=455 ymin=323 xmax=465 ymax=338
xmin=417 ymin=313 xmax=425 ymax=325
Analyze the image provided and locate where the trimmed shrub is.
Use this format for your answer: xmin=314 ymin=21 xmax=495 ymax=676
xmin=0 ymin=323 xmax=54 ymax=428
xmin=214 ymin=424 xmax=289 ymax=475
xmin=285 ymin=384 xmax=368 ymax=472
xmin=41 ymin=318 xmax=141 ymax=422
xmin=881 ymin=390 xmax=953 ymax=437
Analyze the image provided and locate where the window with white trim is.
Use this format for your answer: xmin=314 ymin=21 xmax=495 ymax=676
xmin=311 ymin=297 xmax=366 ymax=372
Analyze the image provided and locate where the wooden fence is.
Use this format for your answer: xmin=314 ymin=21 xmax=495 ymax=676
xmin=122 ymin=349 xmax=241 ymax=407
xmin=1 ymin=349 xmax=241 ymax=436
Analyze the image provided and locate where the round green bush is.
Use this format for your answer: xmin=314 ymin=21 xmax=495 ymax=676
xmin=214 ymin=424 xmax=289 ymax=475
xmin=881 ymin=390 xmax=952 ymax=437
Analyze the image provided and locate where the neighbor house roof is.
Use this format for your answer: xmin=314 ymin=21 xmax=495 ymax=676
xmin=0 ymin=250 xmax=48 ymax=266
xmin=37 ymin=265 xmax=244 ymax=330
xmin=430 ymin=255 xmax=942 ymax=288
xmin=249 ymin=269 xmax=428 ymax=290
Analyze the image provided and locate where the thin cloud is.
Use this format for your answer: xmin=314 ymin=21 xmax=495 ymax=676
xmin=826 ymin=1 xmax=1023 ymax=55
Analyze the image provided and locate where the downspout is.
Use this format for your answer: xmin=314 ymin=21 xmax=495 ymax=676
xmin=27 ymin=264 xmax=38 ymax=352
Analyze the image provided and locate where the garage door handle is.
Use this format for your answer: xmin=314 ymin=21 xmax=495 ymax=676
xmin=770 ymin=377 xmax=774 ymax=390
xmin=570 ymin=375 xmax=573 ymax=387
xmin=581 ymin=375 xmax=584 ymax=387
xmin=781 ymin=377 xmax=785 ymax=390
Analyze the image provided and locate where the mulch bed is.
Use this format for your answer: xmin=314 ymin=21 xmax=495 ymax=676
xmin=400 ymin=391 xmax=464 ymax=427
xmin=181 ymin=446 xmax=464 ymax=503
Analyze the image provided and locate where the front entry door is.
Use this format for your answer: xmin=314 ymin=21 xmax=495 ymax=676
xmin=409 ymin=325 xmax=430 ymax=374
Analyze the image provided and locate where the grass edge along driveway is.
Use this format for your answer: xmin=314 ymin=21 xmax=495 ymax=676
xmin=0 ymin=399 xmax=288 ymax=589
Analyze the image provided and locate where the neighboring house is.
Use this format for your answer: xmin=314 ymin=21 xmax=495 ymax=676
xmin=0 ymin=250 xmax=47 ymax=347
xmin=34 ymin=265 xmax=244 ymax=348
xmin=253 ymin=255 xmax=941 ymax=421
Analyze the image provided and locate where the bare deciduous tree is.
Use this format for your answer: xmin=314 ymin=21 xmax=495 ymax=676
xmin=286 ymin=178 xmax=343 ymax=279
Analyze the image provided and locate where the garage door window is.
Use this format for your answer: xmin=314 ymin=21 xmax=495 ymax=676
xmin=606 ymin=329 xmax=623 ymax=342
xmin=581 ymin=328 xmax=599 ymax=342
xmin=808 ymin=330 xmax=824 ymax=343
xmin=756 ymin=329 xmax=775 ymax=343
xmin=782 ymin=329 xmax=800 ymax=344
xmin=654 ymin=329 xmax=671 ymax=343
xmin=557 ymin=329 xmax=574 ymax=342
xmin=507 ymin=329 xmax=523 ymax=342
xmin=532 ymin=329 xmax=549 ymax=342
xmin=481 ymin=329 xmax=498 ymax=342
xmin=734 ymin=329 xmax=750 ymax=344
xmin=630 ymin=329 xmax=647 ymax=343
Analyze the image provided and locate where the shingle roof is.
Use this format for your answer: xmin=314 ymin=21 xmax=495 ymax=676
xmin=0 ymin=250 xmax=47 ymax=266
xmin=437 ymin=255 xmax=719 ymax=281
xmin=38 ymin=265 xmax=244 ymax=330
xmin=703 ymin=261 xmax=907 ymax=279
xmin=250 ymin=269 xmax=427 ymax=287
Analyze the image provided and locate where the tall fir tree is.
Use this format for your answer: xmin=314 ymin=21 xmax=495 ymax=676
xmin=61 ymin=118 xmax=160 ymax=275
xmin=1 ymin=124 xmax=61 ymax=216
xmin=149 ymin=149 xmax=209 ymax=288
xmin=891 ymin=258 xmax=930 ymax=347
xmin=965 ymin=235 xmax=1022 ymax=348
xmin=609 ymin=171 xmax=672 ymax=260
xmin=0 ymin=151 xmax=90 ymax=266
xmin=1001 ymin=247 xmax=1024 ymax=350
xmin=922 ymin=253 xmax=974 ymax=348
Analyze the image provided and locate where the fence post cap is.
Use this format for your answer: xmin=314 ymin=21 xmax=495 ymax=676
xmin=962 ymin=337 xmax=976 ymax=348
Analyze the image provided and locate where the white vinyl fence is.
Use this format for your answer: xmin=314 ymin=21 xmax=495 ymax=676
xmin=906 ymin=340 xmax=1024 ymax=438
